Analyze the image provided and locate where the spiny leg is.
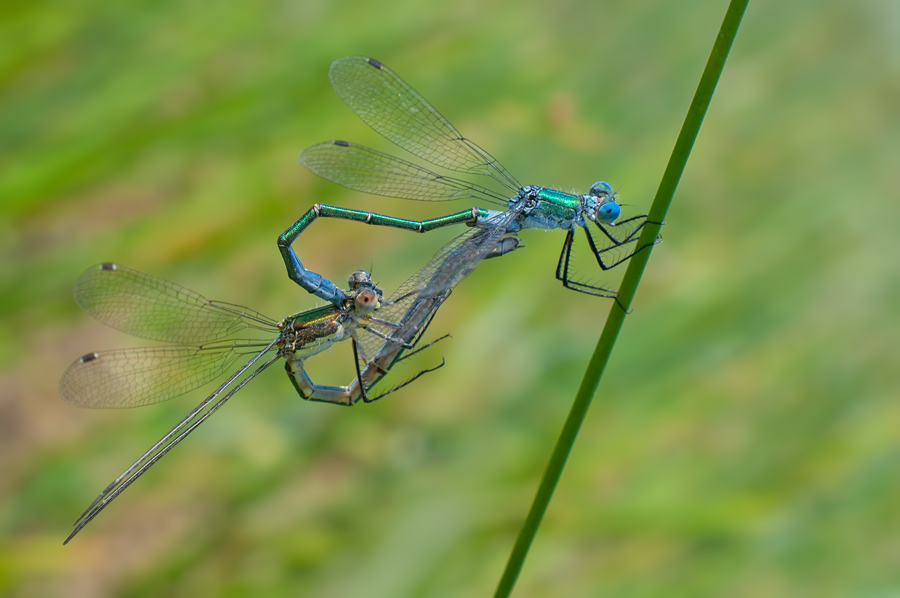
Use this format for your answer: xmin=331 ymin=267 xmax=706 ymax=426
xmin=555 ymin=229 xmax=618 ymax=300
xmin=358 ymin=296 xmax=452 ymax=384
xmin=582 ymin=224 xmax=662 ymax=271
xmin=356 ymin=319 xmax=418 ymax=349
xmin=555 ymin=229 xmax=575 ymax=286
xmin=591 ymin=215 xmax=666 ymax=265
xmin=395 ymin=334 xmax=450 ymax=362
xmin=371 ymin=329 xmax=451 ymax=375
xmin=594 ymin=213 xmax=665 ymax=246
xmin=400 ymin=291 xmax=452 ymax=353
xmin=593 ymin=214 xmax=650 ymax=247
xmin=555 ymin=226 xmax=663 ymax=311
xmin=277 ymin=204 xmax=488 ymax=305
xmin=359 ymin=288 xmax=452 ymax=353
xmin=584 ymin=226 xmax=645 ymax=272
xmin=353 ymin=341 xmax=445 ymax=404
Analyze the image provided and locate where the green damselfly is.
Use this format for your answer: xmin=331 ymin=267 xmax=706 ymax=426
xmin=280 ymin=56 xmax=658 ymax=306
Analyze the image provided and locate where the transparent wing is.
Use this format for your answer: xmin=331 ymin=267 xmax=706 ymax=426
xmin=355 ymin=286 xmax=445 ymax=380
xmin=416 ymin=210 xmax=521 ymax=298
xmin=299 ymin=141 xmax=508 ymax=206
xmin=328 ymin=56 xmax=521 ymax=192
xmin=354 ymin=291 xmax=451 ymax=394
xmin=74 ymin=263 xmax=279 ymax=344
xmin=65 ymin=343 xmax=281 ymax=544
xmin=356 ymin=210 xmax=522 ymax=383
xmin=59 ymin=341 xmax=274 ymax=408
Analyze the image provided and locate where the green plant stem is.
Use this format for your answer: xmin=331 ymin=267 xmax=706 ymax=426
xmin=493 ymin=1 xmax=750 ymax=596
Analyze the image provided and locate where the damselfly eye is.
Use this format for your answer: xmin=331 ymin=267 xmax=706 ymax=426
xmin=589 ymin=181 xmax=614 ymax=198
xmin=347 ymin=270 xmax=371 ymax=290
xmin=597 ymin=202 xmax=621 ymax=224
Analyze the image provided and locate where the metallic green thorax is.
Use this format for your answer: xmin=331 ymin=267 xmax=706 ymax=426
xmin=533 ymin=188 xmax=578 ymax=223
xmin=537 ymin=187 xmax=580 ymax=209
xmin=283 ymin=304 xmax=341 ymax=329
xmin=278 ymin=305 xmax=345 ymax=356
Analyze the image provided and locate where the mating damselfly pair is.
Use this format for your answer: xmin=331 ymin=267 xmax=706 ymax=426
xmin=61 ymin=56 xmax=655 ymax=543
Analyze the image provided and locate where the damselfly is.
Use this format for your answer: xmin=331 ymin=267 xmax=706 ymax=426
xmin=60 ymin=263 xmax=443 ymax=543
xmin=279 ymin=56 xmax=658 ymax=307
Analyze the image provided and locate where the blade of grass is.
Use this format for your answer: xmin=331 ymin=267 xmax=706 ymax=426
xmin=493 ymin=1 xmax=750 ymax=595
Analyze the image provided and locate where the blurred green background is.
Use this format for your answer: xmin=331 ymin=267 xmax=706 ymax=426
xmin=2 ymin=0 xmax=898 ymax=596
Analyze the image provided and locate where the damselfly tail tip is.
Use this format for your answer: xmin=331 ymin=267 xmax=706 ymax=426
xmin=63 ymin=528 xmax=80 ymax=545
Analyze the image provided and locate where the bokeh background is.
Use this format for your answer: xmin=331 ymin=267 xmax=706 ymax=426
xmin=2 ymin=0 xmax=898 ymax=596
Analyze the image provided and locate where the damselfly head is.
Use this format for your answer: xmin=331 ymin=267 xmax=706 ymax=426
xmin=347 ymin=269 xmax=383 ymax=312
xmin=354 ymin=289 xmax=379 ymax=315
xmin=589 ymin=181 xmax=614 ymax=198
xmin=584 ymin=181 xmax=621 ymax=225
xmin=347 ymin=269 xmax=373 ymax=290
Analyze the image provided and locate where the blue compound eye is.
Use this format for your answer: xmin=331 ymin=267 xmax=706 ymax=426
xmin=597 ymin=201 xmax=620 ymax=224
xmin=589 ymin=181 xmax=614 ymax=197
